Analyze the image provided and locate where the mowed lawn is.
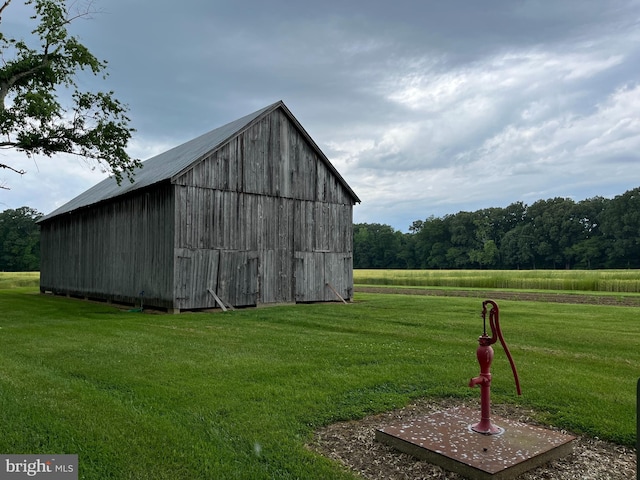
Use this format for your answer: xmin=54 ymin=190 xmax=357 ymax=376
xmin=0 ymin=285 xmax=638 ymax=479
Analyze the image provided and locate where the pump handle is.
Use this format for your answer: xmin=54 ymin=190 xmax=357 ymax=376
xmin=482 ymin=300 xmax=522 ymax=395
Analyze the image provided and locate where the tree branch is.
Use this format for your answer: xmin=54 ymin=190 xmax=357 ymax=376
xmin=0 ymin=0 xmax=11 ymax=22
xmin=0 ymin=162 xmax=26 ymax=175
xmin=0 ymin=0 xmax=136 ymax=187
xmin=0 ymin=55 xmax=53 ymax=98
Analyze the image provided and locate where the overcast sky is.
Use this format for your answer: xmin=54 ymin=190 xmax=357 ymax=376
xmin=2 ymin=0 xmax=640 ymax=231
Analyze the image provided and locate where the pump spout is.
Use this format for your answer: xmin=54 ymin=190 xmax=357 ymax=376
xmin=468 ymin=374 xmax=489 ymax=388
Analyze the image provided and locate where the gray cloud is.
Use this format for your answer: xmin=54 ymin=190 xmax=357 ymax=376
xmin=2 ymin=0 xmax=640 ymax=231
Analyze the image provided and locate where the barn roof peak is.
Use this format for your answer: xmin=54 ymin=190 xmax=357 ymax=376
xmin=40 ymin=101 xmax=359 ymax=222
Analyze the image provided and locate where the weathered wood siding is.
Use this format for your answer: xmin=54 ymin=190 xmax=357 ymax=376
xmin=40 ymin=184 xmax=175 ymax=307
xmin=177 ymin=109 xmax=354 ymax=204
xmin=173 ymin=108 xmax=354 ymax=308
xmin=294 ymin=252 xmax=353 ymax=302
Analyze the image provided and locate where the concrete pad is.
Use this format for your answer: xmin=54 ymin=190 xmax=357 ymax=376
xmin=375 ymin=406 xmax=575 ymax=480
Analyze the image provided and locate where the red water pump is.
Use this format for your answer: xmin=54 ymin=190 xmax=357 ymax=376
xmin=468 ymin=300 xmax=522 ymax=434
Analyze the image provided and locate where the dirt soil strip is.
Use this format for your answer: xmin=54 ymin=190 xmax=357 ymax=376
xmin=355 ymin=286 xmax=640 ymax=307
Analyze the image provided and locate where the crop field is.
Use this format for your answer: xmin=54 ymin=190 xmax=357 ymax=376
xmin=0 ymin=271 xmax=39 ymax=289
xmin=0 ymin=273 xmax=638 ymax=478
xmin=355 ymin=268 xmax=640 ymax=293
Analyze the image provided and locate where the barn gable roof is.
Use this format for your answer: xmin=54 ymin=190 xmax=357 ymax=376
xmin=39 ymin=101 xmax=359 ymax=222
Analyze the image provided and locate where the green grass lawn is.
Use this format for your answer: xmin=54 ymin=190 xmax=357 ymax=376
xmin=0 ymin=285 xmax=638 ymax=479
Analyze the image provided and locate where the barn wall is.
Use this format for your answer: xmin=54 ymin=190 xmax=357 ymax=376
xmin=40 ymin=184 xmax=175 ymax=307
xmin=172 ymin=186 xmax=295 ymax=308
xmin=177 ymin=109 xmax=354 ymax=204
xmin=173 ymin=108 xmax=354 ymax=308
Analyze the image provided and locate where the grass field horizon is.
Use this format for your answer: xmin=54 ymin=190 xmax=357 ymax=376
xmin=0 ymin=273 xmax=638 ymax=478
xmin=355 ymin=268 xmax=640 ymax=294
xmin=8 ymin=269 xmax=640 ymax=293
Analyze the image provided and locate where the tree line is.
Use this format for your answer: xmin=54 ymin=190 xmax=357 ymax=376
xmin=2 ymin=186 xmax=639 ymax=272
xmin=355 ymin=186 xmax=640 ymax=269
xmin=0 ymin=207 xmax=42 ymax=271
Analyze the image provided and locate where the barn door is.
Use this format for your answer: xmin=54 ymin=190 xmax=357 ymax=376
xmin=175 ymin=249 xmax=222 ymax=310
xmin=295 ymin=252 xmax=324 ymax=302
xmin=295 ymin=252 xmax=352 ymax=303
xmin=175 ymin=255 xmax=192 ymax=309
xmin=218 ymin=251 xmax=258 ymax=307
xmin=325 ymin=253 xmax=353 ymax=301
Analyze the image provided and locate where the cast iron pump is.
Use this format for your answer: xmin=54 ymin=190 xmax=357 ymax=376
xmin=468 ymin=300 xmax=522 ymax=434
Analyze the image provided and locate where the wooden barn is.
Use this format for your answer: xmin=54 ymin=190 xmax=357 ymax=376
xmin=38 ymin=101 xmax=360 ymax=312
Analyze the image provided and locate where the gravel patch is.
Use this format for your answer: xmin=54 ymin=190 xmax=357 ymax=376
xmin=309 ymin=398 xmax=636 ymax=479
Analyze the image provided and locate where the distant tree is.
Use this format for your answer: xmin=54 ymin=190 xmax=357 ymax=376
xmin=472 ymin=207 xmax=514 ymax=268
xmin=568 ymin=196 xmax=608 ymax=268
xmin=469 ymin=239 xmax=500 ymax=268
xmin=414 ymin=216 xmax=450 ymax=268
xmin=501 ymin=224 xmax=536 ymax=269
xmin=526 ymin=198 xmax=583 ymax=268
xmin=446 ymin=212 xmax=478 ymax=268
xmin=353 ymin=223 xmax=404 ymax=268
xmin=601 ymin=187 xmax=640 ymax=268
xmin=395 ymin=230 xmax=419 ymax=268
xmin=0 ymin=206 xmax=41 ymax=270
xmin=408 ymin=220 xmax=424 ymax=234
xmin=0 ymin=0 xmax=139 ymax=187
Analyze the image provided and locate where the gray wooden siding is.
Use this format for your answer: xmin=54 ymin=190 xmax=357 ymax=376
xmin=172 ymin=108 xmax=354 ymax=309
xmin=174 ymin=247 xmax=258 ymax=309
xmin=293 ymin=200 xmax=353 ymax=253
xmin=176 ymin=109 xmax=354 ymax=205
xmin=294 ymin=252 xmax=353 ymax=303
xmin=170 ymin=186 xmax=353 ymax=307
xmin=172 ymin=185 xmax=311 ymax=308
xmin=40 ymin=184 xmax=175 ymax=307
